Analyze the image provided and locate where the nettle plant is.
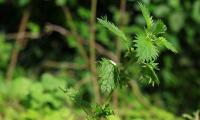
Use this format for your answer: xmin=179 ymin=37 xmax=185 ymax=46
xmin=61 ymin=3 xmax=177 ymax=120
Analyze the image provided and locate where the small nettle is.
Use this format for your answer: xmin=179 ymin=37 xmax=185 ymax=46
xmin=98 ymin=3 xmax=177 ymax=89
xmin=62 ymin=3 xmax=177 ymax=120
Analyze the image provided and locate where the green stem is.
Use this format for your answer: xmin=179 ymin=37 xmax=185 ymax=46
xmin=90 ymin=0 xmax=100 ymax=103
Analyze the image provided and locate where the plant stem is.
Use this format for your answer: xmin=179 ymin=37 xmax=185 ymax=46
xmin=6 ymin=9 xmax=30 ymax=81
xmin=116 ymin=0 xmax=126 ymax=62
xmin=45 ymin=23 xmax=117 ymax=61
xmin=113 ymin=0 xmax=127 ymax=111
xmin=90 ymin=0 xmax=100 ymax=103
xmin=129 ymin=80 xmax=150 ymax=108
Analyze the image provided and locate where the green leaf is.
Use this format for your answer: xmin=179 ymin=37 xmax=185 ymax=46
xmin=157 ymin=37 xmax=177 ymax=53
xmin=92 ymin=104 xmax=114 ymax=118
xmin=97 ymin=17 xmax=130 ymax=48
xmin=98 ymin=58 xmax=119 ymax=94
xmin=169 ymin=11 xmax=185 ymax=32
xmin=107 ymin=115 xmax=121 ymax=120
xmin=96 ymin=28 xmax=110 ymax=45
xmin=0 ymin=0 xmax=4 ymax=4
xmin=152 ymin=20 xmax=167 ymax=35
xmin=17 ymin=0 xmax=30 ymax=7
xmin=140 ymin=62 xmax=160 ymax=86
xmin=41 ymin=73 xmax=60 ymax=91
xmin=55 ymin=0 xmax=67 ymax=6
xmin=64 ymin=88 xmax=92 ymax=115
xmin=138 ymin=2 xmax=153 ymax=30
xmin=78 ymin=7 xmax=90 ymax=19
xmin=192 ymin=1 xmax=200 ymax=24
xmin=30 ymin=82 xmax=44 ymax=100
xmin=27 ymin=22 xmax=40 ymax=37
xmin=10 ymin=77 xmax=31 ymax=99
xmin=0 ymin=33 xmax=12 ymax=67
xmin=135 ymin=34 xmax=159 ymax=62
xmin=153 ymin=4 xmax=170 ymax=17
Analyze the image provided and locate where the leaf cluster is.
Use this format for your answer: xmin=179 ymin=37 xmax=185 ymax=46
xmin=135 ymin=3 xmax=177 ymax=63
xmin=62 ymin=87 xmax=114 ymax=120
xmin=62 ymin=3 xmax=178 ymax=119
xmin=97 ymin=3 xmax=178 ymax=89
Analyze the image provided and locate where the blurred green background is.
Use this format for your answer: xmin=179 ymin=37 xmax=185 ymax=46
xmin=0 ymin=0 xmax=199 ymax=120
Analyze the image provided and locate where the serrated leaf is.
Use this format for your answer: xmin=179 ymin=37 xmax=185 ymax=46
xmin=140 ymin=62 xmax=160 ymax=86
xmin=135 ymin=34 xmax=159 ymax=62
xmin=157 ymin=37 xmax=177 ymax=53
xmin=152 ymin=20 xmax=167 ymax=35
xmin=138 ymin=3 xmax=153 ymax=30
xmin=64 ymin=88 xmax=92 ymax=115
xmin=97 ymin=17 xmax=130 ymax=48
xmin=93 ymin=104 xmax=114 ymax=118
xmin=98 ymin=58 xmax=119 ymax=94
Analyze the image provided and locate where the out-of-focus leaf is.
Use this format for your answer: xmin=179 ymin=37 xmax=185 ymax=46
xmin=96 ymin=27 xmax=110 ymax=45
xmin=30 ymin=82 xmax=44 ymax=100
xmin=0 ymin=33 xmax=12 ymax=67
xmin=153 ymin=4 xmax=170 ymax=17
xmin=168 ymin=11 xmax=185 ymax=32
xmin=17 ymin=0 xmax=30 ymax=7
xmin=107 ymin=115 xmax=121 ymax=120
xmin=78 ymin=7 xmax=90 ymax=19
xmin=0 ymin=0 xmax=4 ymax=4
xmin=28 ymin=22 xmax=40 ymax=37
xmin=41 ymin=73 xmax=60 ymax=91
xmin=66 ymin=35 xmax=78 ymax=48
xmin=78 ymin=22 xmax=89 ymax=39
xmin=55 ymin=0 xmax=67 ymax=6
xmin=185 ymin=26 xmax=195 ymax=45
xmin=168 ymin=0 xmax=180 ymax=8
xmin=10 ymin=77 xmax=31 ymax=99
xmin=192 ymin=1 xmax=200 ymax=24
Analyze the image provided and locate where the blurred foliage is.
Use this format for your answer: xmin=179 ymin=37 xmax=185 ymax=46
xmin=0 ymin=0 xmax=199 ymax=120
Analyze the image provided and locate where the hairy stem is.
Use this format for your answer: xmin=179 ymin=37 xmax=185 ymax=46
xmin=116 ymin=0 xmax=126 ymax=62
xmin=6 ymin=9 xmax=30 ymax=81
xmin=113 ymin=0 xmax=127 ymax=111
xmin=90 ymin=0 xmax=100 ymax=103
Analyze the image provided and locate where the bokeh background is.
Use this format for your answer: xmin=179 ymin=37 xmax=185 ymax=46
xmin=0 ymin=0 xmax=199 ymax=119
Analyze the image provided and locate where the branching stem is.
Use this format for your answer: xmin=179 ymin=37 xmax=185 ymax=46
xmin=6 ymin=9 xmax=30 ymax=81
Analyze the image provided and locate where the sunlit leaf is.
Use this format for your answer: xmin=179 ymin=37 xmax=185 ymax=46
xmin=97 ymin=17 xmax=130 ymax=48
xmin=98 ymin=58 xmax=119 ymax=94
xmin=157 ymin=37 xmax=177 ymax=53
xmin=135 ymin=34 xmax=159 ymax=62
xmin=138 ymin=2 xmax=153 ymax=30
